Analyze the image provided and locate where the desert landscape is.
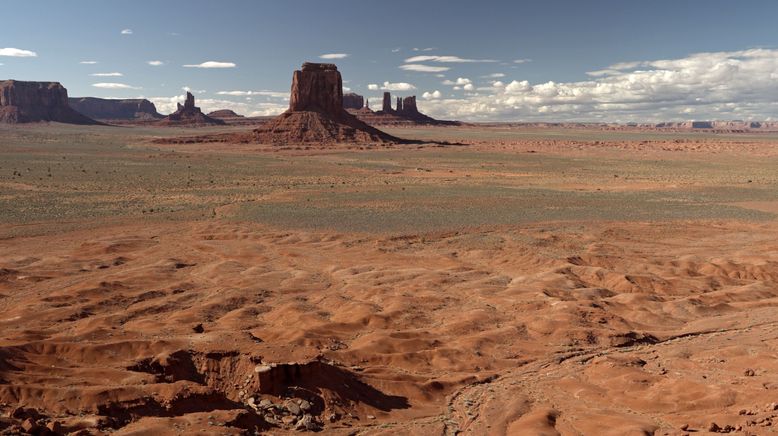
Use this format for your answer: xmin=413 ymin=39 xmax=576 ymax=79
xmin=4 ymin=2 xmax=778 ymax=435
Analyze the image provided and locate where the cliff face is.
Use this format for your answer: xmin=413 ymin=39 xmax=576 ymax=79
xmin=68 ymin=97 xmax=163 ymax=120
xmin=252 ymin=62 xmax=397 ymax=144
xmin=0 ymin=80 xmax=99 ymax=124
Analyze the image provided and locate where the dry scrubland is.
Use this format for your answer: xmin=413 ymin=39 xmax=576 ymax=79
xmin=3 ymin=124 xmax=778 ymax=434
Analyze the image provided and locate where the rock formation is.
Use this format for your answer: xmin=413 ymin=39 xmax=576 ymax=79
xmin=251 ymin=63 xmax=397 ymax=144
xmin=208 ymin=109 xmax=244 ymax=119
xmin=382 ymin=92 xmax=392 ymax=113
xmin=158 ymin=92 xmax=224 ymax=126
xmin=342 ymin=93 xmax=364 ymax=110
xmin=68 ymin=97 xmax=162 ymax=120
xmin=357 ymin=91 xmax=458 ymax=126
xmin=0 ymin=80 xmax=100 ymax=124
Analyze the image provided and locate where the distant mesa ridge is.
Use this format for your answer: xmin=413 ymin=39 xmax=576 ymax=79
xmin=0 ymin=80 xmax=100 ymax=124
xmin=208 ymin=109 xmax=244 ymax=119
xmin=157 ymin=92 xmax=225 ymax=126
xmin=251 ymin=62 xmax=398 ymax=144
xmin=69 ymin=97 xmax=163 ymax=120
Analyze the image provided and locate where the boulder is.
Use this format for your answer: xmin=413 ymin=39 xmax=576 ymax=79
xmin=0 ymin=80 xmax=100 ymax=124
xmin=68 ymin=97 xmax=162 ymax=120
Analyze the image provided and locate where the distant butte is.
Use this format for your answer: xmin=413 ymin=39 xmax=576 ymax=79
xmin=250 ymin=63 xmax=398 ymax=144
xmin=0 ymin=80 xmax=101 ymax=124
xmin=344 ymin=91 xmax=459 ymax=126
xmin=157 ymin=92 xmax=225 ymax=126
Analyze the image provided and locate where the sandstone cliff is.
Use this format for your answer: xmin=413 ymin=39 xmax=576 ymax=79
xmin=0 ymin=80 xmax=100 ymax=124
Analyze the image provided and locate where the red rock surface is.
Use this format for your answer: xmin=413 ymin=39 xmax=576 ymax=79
xmin=252 ymin=63 xmax=397 ymax=144
xmin=207 ymin=109 xmax=244 ymax=119
xmin=0 ymin=80 xmax=100 ymax=124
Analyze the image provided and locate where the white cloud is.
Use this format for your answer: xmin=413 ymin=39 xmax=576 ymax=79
xmin=412 ymin=47 xmax=436 ymax=52
xmin=319 ymin=53 xmax=349 ymax=59
xmin=369 ymin=81 xmax=416 ymax=91
xmin=121 ymin=29 xmax=133 ymax=35
xmin=412 ymin=48 xmax=778 ymax=122
xmin=463 ymin=84 xmax=474 ymax=91
xmin=391 ymin=48 xmax=401 ymax=53
xmin=0 ymin=48 xmax=37 ymax=57
xmin=80 ymin=60 xmax=98 ymax=64
xmin=442 ymin=77 xmax=472 ymax=86
xmin=513 ymin=58 xmax=531 ymax=64
xmin=422 ymin=90 xmax=442 ymax=99
xmin=400 ymin=64 xmax=450 ymax=73
xmin=216 ymin=90 xmax=288 ymax=99
xmin=183 ymin=61 xmax=236 ymax=69
xmin=404 ymin=55 xmax=496 ymax=63
xmin=182 ymin=86 xmax=206 ymax=94
xmin=92 ymin=83 xmax=140 ymax=90
xmin=483 ymin=73 xmax=505 ymax=78
xmin=147 ymin=60 xmax=164 ymax=66
xmin=90 ymin=72 xmax=123 ymax=77
xmin=148 ymin=93 xmax=286 ymax=116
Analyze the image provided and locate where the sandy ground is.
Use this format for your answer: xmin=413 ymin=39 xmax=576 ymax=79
xmin=2 ymin=124 xmax=778 ymax=435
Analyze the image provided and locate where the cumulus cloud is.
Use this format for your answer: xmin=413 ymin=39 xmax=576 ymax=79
xmin=121 ymin=29 xmax=133 ymax=35
xmin=376 ymin=81 xmax=416 ymax=91
xmin=414 ymin=48 xmax=778 ymax=122
xmin=90 ymin=72 xmax=123 ymax=77
xmin=368 ymin=84 xmax=379 ymax=91
xmin=80 ymin=60 xmax=98 ymax=64
xmin=183 ymin=61 xmax=236 ymax=69
xmin=442 ymin=77 xmax=472 ymax=86
xmin=422 ymin=90 xmax=442 ymax=99
xmin=0 ymin=48 xmax=37 ymax=57
xmin=400 ymin=64 xmax=450 ymax=73
xmin=405 ymin=55 xmax=496 ymax=63
xmin=92 ymin=83 xmax=140 ymax=90
xmin=147 ymin=60 xmax=164 ymax=66
xmin=319 ymin=53 xmax=349 ymax=59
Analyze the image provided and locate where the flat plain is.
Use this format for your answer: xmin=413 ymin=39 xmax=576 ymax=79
xmin=3 ymin=124 xmax=778 ymax=435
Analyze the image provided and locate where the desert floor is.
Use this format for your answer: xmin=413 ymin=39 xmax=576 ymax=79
xmin=2 ymin=124 xmax=778 ymax=435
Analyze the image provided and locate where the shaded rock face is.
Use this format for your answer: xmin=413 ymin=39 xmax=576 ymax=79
xmin=158 ymin=92 xmax=224 ymax=126
xmin=68 ymin=97 xmax=162 ymax=120
xmin=401 ymin=96 xmax=418 ymax=115
xmin=342 ymin=93 xmax=364 ymax=110
xmin=382 ymin=92 xmax=392 ymax=113
xmin=252 ymin=63 xmax=398 ymax=144
xmin=0 ymin=80 xmax=100 ymax=124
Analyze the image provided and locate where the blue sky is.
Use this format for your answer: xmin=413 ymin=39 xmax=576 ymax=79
xmin=2 ymin=0 xmax=778 ymax=121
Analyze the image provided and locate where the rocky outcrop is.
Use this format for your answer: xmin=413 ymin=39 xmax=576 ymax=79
xmin=358 ymin=91 xmax=458 ymax=126
xmin=382 ymin=92 xmax=392 ymax=113
xmin=158 ymin=92 xmax=224 ymax=126
xmin=0 ymin=80 xmax=100 ymax=124
xmin=251 ymin=63 xmax=397 ymax=144
xmin=342 ymin=93 xmax=364 ymax=110
xmin=68 ymin=97 xmax=162 ymax=120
